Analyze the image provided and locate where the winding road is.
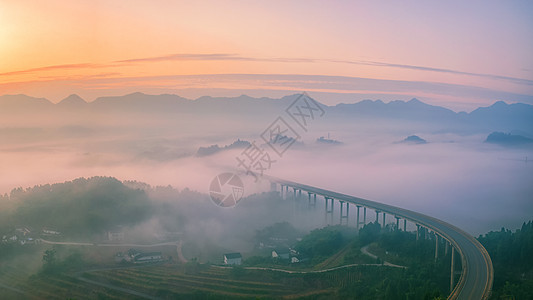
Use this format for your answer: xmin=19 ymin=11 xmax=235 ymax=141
xmin=360 ymin=245 xmax=406 ymax=268
xmin=266 ymin=175 xmax=494 ymax=300
xmin=214 ymin=259 xmax=405 ymax=274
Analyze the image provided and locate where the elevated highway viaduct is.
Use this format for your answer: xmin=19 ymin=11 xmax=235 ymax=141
xmin=266 ymin=175 xmax=493 ymax=300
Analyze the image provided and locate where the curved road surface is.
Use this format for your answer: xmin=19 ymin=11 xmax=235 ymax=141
xmin=266 ymin=175 xmax=493 ymax=300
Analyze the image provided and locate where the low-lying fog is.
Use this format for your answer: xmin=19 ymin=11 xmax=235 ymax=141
xmin=0 ymin=104 xmax=531 ymax=237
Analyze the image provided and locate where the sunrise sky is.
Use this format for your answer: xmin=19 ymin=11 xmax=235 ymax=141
xmin=1 ymin=1 xmax=532 ymax=110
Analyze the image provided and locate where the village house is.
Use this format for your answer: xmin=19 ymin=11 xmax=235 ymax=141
xmin=15 ymin=227 xmax=31 ymax=236
xmin=107 ymin=230 xmax=125 ymax=242
xmin=271 ymin=247 xmax=290 ymax=260
xmin=42 ymin=227 xmax=61 ymax=235
xmin=106 ymin=226 xmax=125 ymax=242
xmin=134 ymin=252 xmax=163 ymax=263
xmin=223 ymin=253 xmax=242 ymax=265
xmin=1 ymin=227 xmax=39 ymax=245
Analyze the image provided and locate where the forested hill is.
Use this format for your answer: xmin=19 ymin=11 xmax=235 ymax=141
xmin=478 ymin=221 xmax=533 ymax=299
xmin=4 ymin=177 xmax=152 ymax=236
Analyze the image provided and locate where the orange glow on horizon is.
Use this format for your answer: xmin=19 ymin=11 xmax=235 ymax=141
xmin=1 ymin=1 xmax=532 ymax=109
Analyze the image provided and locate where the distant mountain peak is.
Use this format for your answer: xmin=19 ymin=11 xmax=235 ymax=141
xmin=127 ymin=92 xmax=148 ymax=96
xmin=390 ymin=99 xmax=405 ymax=104
xmin=359 ymin=99 xmax=384 ymax=104
xmin=59 ymin=94 xmax=86 ymax=105
xmin=0 ymin=94 xmax=53 ymax=108
xmin=491 ymin=100 xmax=508 ymax=107
xmin=195 ymin=94 xmax=257 ymax=101
xmin=316 ymin=136 xmax=343 ymax=145
xmin=197 ymin=139 xmax=251 ymax=156
xmin=400 ymin=135 xmax=427 ymax=144
xmin=485 ymin=132 xmax=533 ymax=146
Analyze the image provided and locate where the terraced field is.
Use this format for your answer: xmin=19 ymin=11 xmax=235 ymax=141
xmin=81 ymin=264 xmax=337 ymax=299
xmin=0 ymin=239 xmax=419 ymax=299
xmin=0 ymin=264 xmax=131 ymax=299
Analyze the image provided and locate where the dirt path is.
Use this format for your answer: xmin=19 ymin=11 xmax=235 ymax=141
xmin=313 ymin=242 xmax=353 ymax=270
xmin=214 ymin=260 xmax=405 ymax=274
xmin=360 ymin=245 xmax=406 ymax=268
xmin=176 ymin=240 xmax=187 ymax=263
xmin=39 ymin=238 xmax=180 ymax=247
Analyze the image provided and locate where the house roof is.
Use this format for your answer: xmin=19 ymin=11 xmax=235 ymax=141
xmin=224 ymin=252 xmax=242 ymax=259
xmin=273 ymin=247 xmax=290 ymax=254
xmin=135 ymin=252 xmax=162 ymax=259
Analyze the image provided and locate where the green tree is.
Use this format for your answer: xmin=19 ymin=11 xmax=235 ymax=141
xmin=295 ymin=225 xmax=353 ymax=258
xmin=42 ymin=249 xmax=57 ymax=273
xmin=359 ymin=222 xmax=381 ymax=245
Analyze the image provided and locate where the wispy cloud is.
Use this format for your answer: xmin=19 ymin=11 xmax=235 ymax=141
xmin=115 ymin=53 xmax=317 ymax=64
xmin=335 ymin=60 xmax=533 ymax=86
xmin=115 ymin=53 xmax=249 ymax=64
xmin=116 ymin=53 xmax=533 ymax=86
xmin=36 ymin=72 xmax=122 ymax=81
xmin=3 ymin=53 xmax=531 ymax=87
xmin=0 ymin=63 xmax=104 ymax=77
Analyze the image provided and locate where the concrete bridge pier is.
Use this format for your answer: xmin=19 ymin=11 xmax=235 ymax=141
xmin=325 ymin=197 xmax=334 ymax=225
xmin=445 ymin=240 xmax=449 ymax=256
xmin=280 ymin=184 xmax=284 ymax=199
xmin=339 ymin=201 xmax=349 ymax=225
xmin=356 ymin=205 xmax=361 ymax=229
xmin=435 ymin=234 xmax=439 ymax=262
xmin=375 ymin=210 xmax=380 ymax=225
xmin=450 ymin=246 xmax=455 ymax=292
xmin=363 ymin=207 xmax=367 ymax=225
xmin=291 ymin=188 xmax=297 ymax=215
xmin=285 ymin=185 xmax=289 ymax=200
xmin=417 ymin=226 xmax=428 ymax=240
xmin=395 ymin=216 xmax=400 ymax=231
xmin=403 ymin=219 xmax=407 ymax=231
xmin=308 ymin=192 xmax=316 ymax=209
xmin=270 ymin=182 xmax=277 ymax=193
xmin=382 ymin=212 xmax=386 ymax=228
xmin=298 ymin=189 xmax=302 ymax=200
